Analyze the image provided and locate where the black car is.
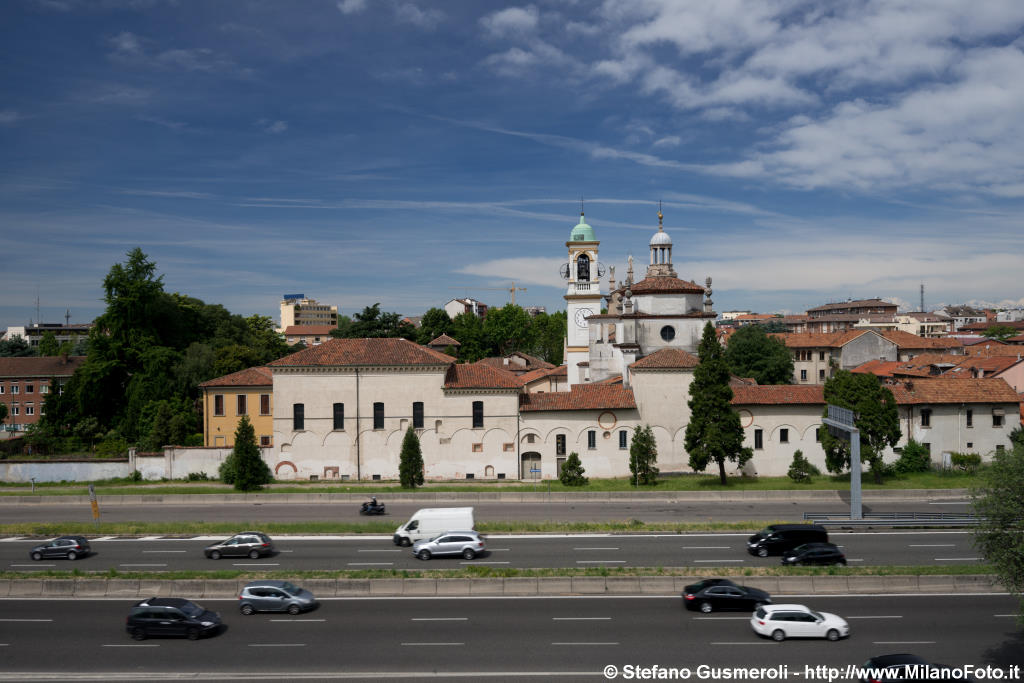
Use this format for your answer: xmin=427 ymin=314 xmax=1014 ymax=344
xmin=126 ymin=597 xmax=222 ymax=640
xmin=29 ymin=535 xmax=91 ymax=561
xmin=747 ymin=524 xmax=828 ymax=557
xmin=204 ymin=531 xmax=274 ymax=560
xmin=683 ymin=581 xmax=771 ymax=613
xmin=781 ymin=542 xmax=847 ymax=566
xmin=859 ymin=654 xmax=978 ymax=682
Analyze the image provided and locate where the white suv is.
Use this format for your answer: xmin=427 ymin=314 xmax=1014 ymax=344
xmin=412 ymin=531 xmax=486 ymax=561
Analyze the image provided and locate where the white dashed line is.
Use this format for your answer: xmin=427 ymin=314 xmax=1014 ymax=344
xmin=574 ymin=547 xmax=619 ymax=551
xmin=402 ymin=642 xmax=464 ymax=646
xmin=118 ymin=564 xmax=167 ymax=567
xmin=552 ymin=642 xmax=619 ymax=646
xmin=411 ymin=618 xmax=468 ymax=621
xmin=248 ymin=643 xmax=306 ymax=647
xmin=346 ymin=562 xmax=394 ymax=566
xmin=552 ymin=617 xmax=611 ymax=621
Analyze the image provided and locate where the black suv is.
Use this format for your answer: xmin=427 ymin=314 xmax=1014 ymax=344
xmin=782 ymin=542 xmax=847 ymax=566
xmin=747 ymin=524 xmax=828 ymax=557
xmin=29 ymin=535 xmax=91 ymax=561
xmin=126 ymin=597 xmax=222 ymax=640
xmin=204 ymin=531 xmax=275 ymax=560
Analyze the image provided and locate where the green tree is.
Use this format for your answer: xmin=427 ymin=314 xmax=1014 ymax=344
xmin=0 ymin=403 xmax=7 ymax=429
xmin=982 ymin=325 xmax=1017 ymax=341
xmin=416 ymin=307 xmax=453 ymax=345
xmin=760 ymin=319 xmax=789 ymax=333
xmin=398 ymin=426 xmax=425 ymax=488
xmin=0 ymin=336 xmax=35 ymax=357
xmin=220 ymin=415 xmax=272 ymax=491
xmin=528 ymin=311 xmax=567 ymax=365
xmin=893 ymin=439 xmax=931 ymax=474
xmin=723 ymin=324 xmax=794 ymax=385
xmin=336 ymin=304 xmax=417 ymax=339
xmin=1010 ymin=426 xmax=1024 ymax=450
xmin=449 ymin=312 xmax=487 ymax=362
xmin=245 ymin=314 xmax=289 ymax=362
xmin=971 ymin=443 xmax=1024 ymax=623
xmin=787 ymin=449 xmax=820 ymax=482
xmin=559 ymin=451 xmax=588 ymax=486
xmin=685 ymin=322 xmax=753 ymax=484
xmin=483 ymin=304 xmax=534 ymax=356
xmin=38 ymin=331 xmax=59 ymax=357
xmin=629 ymin=425 xmax=660 ymax=485
xmin=818 ymin=370 xmax=901 ymax=483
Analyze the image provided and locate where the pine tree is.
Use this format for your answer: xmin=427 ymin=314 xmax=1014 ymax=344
xmin=685 ymin=322 xmax=753 ymax=485
xmin=222 ymin=415 xmax=272 ymax=491
xmin=629 ymin=424 xmax=659 ymax=485
xmin=399 ymin=425 xmax=425 ymax=488
xmin=559 ymin=451 xmax=588 ymax=486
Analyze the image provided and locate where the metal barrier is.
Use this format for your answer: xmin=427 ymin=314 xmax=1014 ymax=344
xmin=803 ymin=511 xmax=982 ymax=526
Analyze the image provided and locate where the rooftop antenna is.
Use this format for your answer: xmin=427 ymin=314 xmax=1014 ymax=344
xmin=920 ymin=283 xmax=925 ymax=313
xmin=35 ymin=286 xmax=41 ymax=327
xmin=580 ymin=195 xmax=584 ymax=216
xmin=65 ymin=308 xmax=71 ymax=326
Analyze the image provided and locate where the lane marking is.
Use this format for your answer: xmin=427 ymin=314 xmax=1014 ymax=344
xmin=929 ymin=502 xmax=969 ymax=505
xmin=682 ymin=546 xmax=731 ymax=550
xmin=489 ymin=548 xmax=510 ymax=552
xmin=248 ymin=643 xmax=306 ymax=647
xmin=102 ymin=644 xmax=159 ymax=647
xmin=460 ymin=561 xmax=510 ymax=565
xmin=575 ymin=560 xmax=625 ymax=564
xmin=9 ymin=564 xmax=54 ymax=567
xmin=118 ymin=563 xmax=167 ymax=567
xmin=270 ymin=619 xmax=326 ymax=622
xmin=846 ymin=615 xmax=903 ymax=619
xmin=873 ymin=641 xmax=936 ymax=645
xmin=693 ymin=559 xmax=744 ymax=563
xmin=994 ymin=614 xmax=1018 ymax=617
xmin=412 ymin=618 xmax=468 ymax=621
xmin=232 ymin=563 xmax=281 ymax=566
xmin=909 ymin=544 xmax=955 ymax=547
xmin=935 ymin=557 xmax=982 ymax=561
xmin=347 ymin=562 xmax=394 ymax=566
xmin=574 ymin=547 xmax=619 ymax=551
xmin=357 ymin=549 xmax=401 ymax=553
xmin=711 ymin=642 xmax=775 ymax=645
xmin=402 ymin=642 xmax=464 ymax=646
xmin=694 ymin=617 xmax=750 ymax=620
xmin=552 ymin=617 xmax=611 ymax=621
xmin=0 ymin=618 xmax=53 ymax=622
xmin=142 ymin=550 xmax=186 ymax=553
xmin=552 ymin=642 xmax=619 ymax=646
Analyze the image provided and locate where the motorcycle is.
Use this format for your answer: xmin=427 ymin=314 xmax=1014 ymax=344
xmin=359 ymin=499 xmax=386 ymax=515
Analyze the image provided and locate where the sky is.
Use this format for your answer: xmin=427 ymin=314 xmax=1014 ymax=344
xmin=3 ymin=0 xmax=1024 ymax=333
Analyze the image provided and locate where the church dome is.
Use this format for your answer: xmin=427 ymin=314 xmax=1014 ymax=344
xmin=650 ymin=228 xmax=672 ymax=246
xmin=569 ymin=213 xmax=596 ymax=242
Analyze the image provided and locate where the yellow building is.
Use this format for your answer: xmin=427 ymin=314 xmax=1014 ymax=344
xmin=199 ymin=366 xmax=273 ymax=448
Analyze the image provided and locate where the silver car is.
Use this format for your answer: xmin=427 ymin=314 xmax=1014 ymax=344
xmin=238 ymin=580 xmax=318 ymax=615
xmin=412 ymin=530 xmax=486 ymax=560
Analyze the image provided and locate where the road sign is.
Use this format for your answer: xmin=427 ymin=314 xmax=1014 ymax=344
xmin=822 ymin=404 xmax=862 ymax=521
xmin=88 ymin=484 xmax=99 ymax=521
xmin=530 ymin=468 xmax=541 ymax=473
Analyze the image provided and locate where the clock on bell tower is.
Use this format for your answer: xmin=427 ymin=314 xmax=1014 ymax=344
xmin=562 ymin=210 xmax=603 ymax=386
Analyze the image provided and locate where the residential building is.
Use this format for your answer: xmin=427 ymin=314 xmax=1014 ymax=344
xmin=4 ymin=322 xmax=93 ymax=349
xmin=282 ymin=325 xmax=335 ymax=347
xmin=278 ymin=296 xmax=338 ymax=332
xmin=444 ymin=298 xmax=488 ymax=320
xmin=199 ymin=367 xmax=274 ymax=448
xmin=936 ymin=305 xmax=987 ymax=331
xmin=0 ymin=356 xmax=85 ymax=438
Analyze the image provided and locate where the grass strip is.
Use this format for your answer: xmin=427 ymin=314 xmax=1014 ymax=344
xmin=0 ymin=564 xmax=996 ymax=581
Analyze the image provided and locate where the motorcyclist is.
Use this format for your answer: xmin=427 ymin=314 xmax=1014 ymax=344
xmin=370 ymin=496 xmax=378 ymax=508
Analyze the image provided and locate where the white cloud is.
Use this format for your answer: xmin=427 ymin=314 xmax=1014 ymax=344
xmin=336 ymin=0 xmax=366 ymax=15
xmin=108 ymin=30 xmax=143 ymax=56
xmin=0 ymin=110 xmax=22 ymax=125
xmin=137 ymin=115 xmax=187 ymax=130
xmin=256 ymin=119 xmax=288 ymax=134
xmin=394 ymin=3 xmax=443 ymax=30
xmin=481 ymin=6 xmax=539 ymax=38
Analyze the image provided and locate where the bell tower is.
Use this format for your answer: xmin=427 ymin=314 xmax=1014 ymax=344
xmin=561 ymin=210 xmax=603 ymax=385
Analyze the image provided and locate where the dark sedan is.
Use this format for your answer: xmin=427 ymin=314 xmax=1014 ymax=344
xmin=203 ymin=531 xmax=274 ymax=560
xmin=29 ymin=535 xmax=91 ymax=561
xmin=683 ymin=581 xmax=771 ymax=613
xmin=781 ymin=542 xmax=847 ymax=566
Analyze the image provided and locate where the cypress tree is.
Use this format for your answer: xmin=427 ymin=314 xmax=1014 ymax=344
xmin=399 ymin=425 xmax=425 ymax=488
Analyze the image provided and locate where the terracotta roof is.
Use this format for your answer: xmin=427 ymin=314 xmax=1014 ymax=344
xmin=963 ymin=342 xmax=1024 ymax=358
xmin=1006 ymin=334 xmax=1024 ymax=344
xmin=444 ymin=361 xmax=522 ymax=390
xmin=775 ymin=331 xmax=867 ymax=348
xmin=268 ymin=338 xmax=455 ymax=367
xmin=428 ymin=334 xmax=460 ymax=347
xmin=807 ymin=298 xmax=897 ymax=313
xmin=519 ymin=385 xmax=636 ymax=411
xmin=875 ymin=330 xmax=962 ymax=349
xmin=630 ymin=348 xmax=700 ymax=369
xmin=517 ymin=366 xmax=566 ymax=386
xmin=478 ymin=353 xmax=554 ymax=374
xmin=283 ymin=325 xmax=336 ymax=336
xmin=889 ymin=378 xmax=1021 ymax=404
xmin=0 ymin=356 xmax=86 ymax=378
xmin=901 ymin=353 xmax=966 ymax=366
xmin=626 ymin=276 xmax=706 ymax=295
xmin=960 ymin=320 xmax=1024 ymax=332
xmin=942 ymin=356 xmax=1023 ymax=376
xmin=594 ymin=374 xmax=624 ymax=385
xmin=735 ymin=314 xmax=776 ymax=321
xmin=731 ymin=385 xmax=825 ymax=405
xmin=199 ymin=366 xmax=272 ymax=388
xmin=851 ymin=359 xmax=907 ymax=377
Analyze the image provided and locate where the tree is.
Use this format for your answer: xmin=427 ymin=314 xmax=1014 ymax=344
xmin=787 ymin=449 xmax=820 ymax=482
xmin=483 ymin=304 xmax=533 ymax=356
xmin=398 ymin=426 xmax=425 ymax=488
xmin=0 ymin=336 xmax=35 ymax=357
xmin=559 ymin=451 xmax=588 ymax=486
xmin=1011 ymin=426 xmax=1024 ymax=450
xmin=971 ymin=443 xmax=1024 ymax=623
xmin=629 ymin=424 xmax=659 ymax=485
xmin=220 ymin=415 xmax=272 ymax=491
xmin=449 ymin=312 xmax=487 ymax=362
xmin=723 ymin=324 xmax=793 ymax=385
xmin=818 ymin=370 xmax=901 ymax=483
xmin=685 ymin=322 xmax=753 ymax=484
xmin=528 ymin=311 xmax=567 ymax=365
xmin=982 ymin=325 xmax=1017 ymax=341
xmin=337 ymin=304 xmax=417 ymax=339
xmin=38 ymin=331 xmax=59 ymax=357
xmin=0 ymin=403 xmax=7 ymax=429
xmin=416 ymin=307 xmax=453 ymax=345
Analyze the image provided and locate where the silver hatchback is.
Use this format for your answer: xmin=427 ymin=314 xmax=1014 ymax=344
xmin=238 ymin=580 xmax=318 ymax=615
xmin=412 ymin=531 xmax=486 ymax=560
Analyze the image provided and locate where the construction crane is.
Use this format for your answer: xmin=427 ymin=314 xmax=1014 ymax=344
xmin=450 ymin=282 xmax=527 ymax=305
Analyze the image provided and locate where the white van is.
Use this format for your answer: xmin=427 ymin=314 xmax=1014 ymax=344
xmin=392 ymin=507 xmax=475 ymax=546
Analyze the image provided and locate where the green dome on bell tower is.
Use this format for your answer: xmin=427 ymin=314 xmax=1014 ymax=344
xmin=569 ymin=211 xmax=596 ymax=242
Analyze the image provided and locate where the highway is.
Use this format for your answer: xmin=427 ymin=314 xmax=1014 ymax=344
xmin=0 ymin=595 xmax=1019 ymax=681
xmin=1 ymin=530 xmax=985 ymax=571
xmin=0 ymin=497 xmax=973 ymax=524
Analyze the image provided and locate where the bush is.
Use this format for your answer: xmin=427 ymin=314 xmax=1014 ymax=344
xmin=950 ymin=452 xmax=982 ymax=473
xmin=893 ymin=439 xmax=931 ymax=474
xmin=559 ymin=452 xmax=588 ymax=486
xmin=96 ymin=436 xmax=130 ymax=459
xmin=186 ymin=471 xmax=210 ymax=481
xmin=787 ymin=450 xmax=820 ymax=483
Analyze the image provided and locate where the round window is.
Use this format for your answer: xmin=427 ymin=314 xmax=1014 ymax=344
xmin=660 ymin=325 xmax=675 ymax=341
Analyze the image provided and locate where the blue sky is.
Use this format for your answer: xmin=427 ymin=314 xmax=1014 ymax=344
xmin=3 ymin=0 xmax=1024 ymax=332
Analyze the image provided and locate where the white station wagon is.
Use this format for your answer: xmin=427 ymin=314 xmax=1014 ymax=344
xmin=750 ymin=604 xmax=850 ymax=641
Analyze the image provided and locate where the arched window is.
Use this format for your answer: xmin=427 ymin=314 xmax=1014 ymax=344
xmin=576 ymin=253 xmax=590 ymax=282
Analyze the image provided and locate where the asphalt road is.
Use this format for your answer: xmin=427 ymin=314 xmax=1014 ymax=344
xmin=0 ymin=595 xmax=1019 ymax=681
xmin=0 ymin=498 xmax=974 ymax=524
xmin=1 ymin=530 xmax=984 ymax=571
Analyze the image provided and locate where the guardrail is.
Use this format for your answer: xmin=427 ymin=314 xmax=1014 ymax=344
xmin=803 ymin=511 xmax=983 ymax=526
